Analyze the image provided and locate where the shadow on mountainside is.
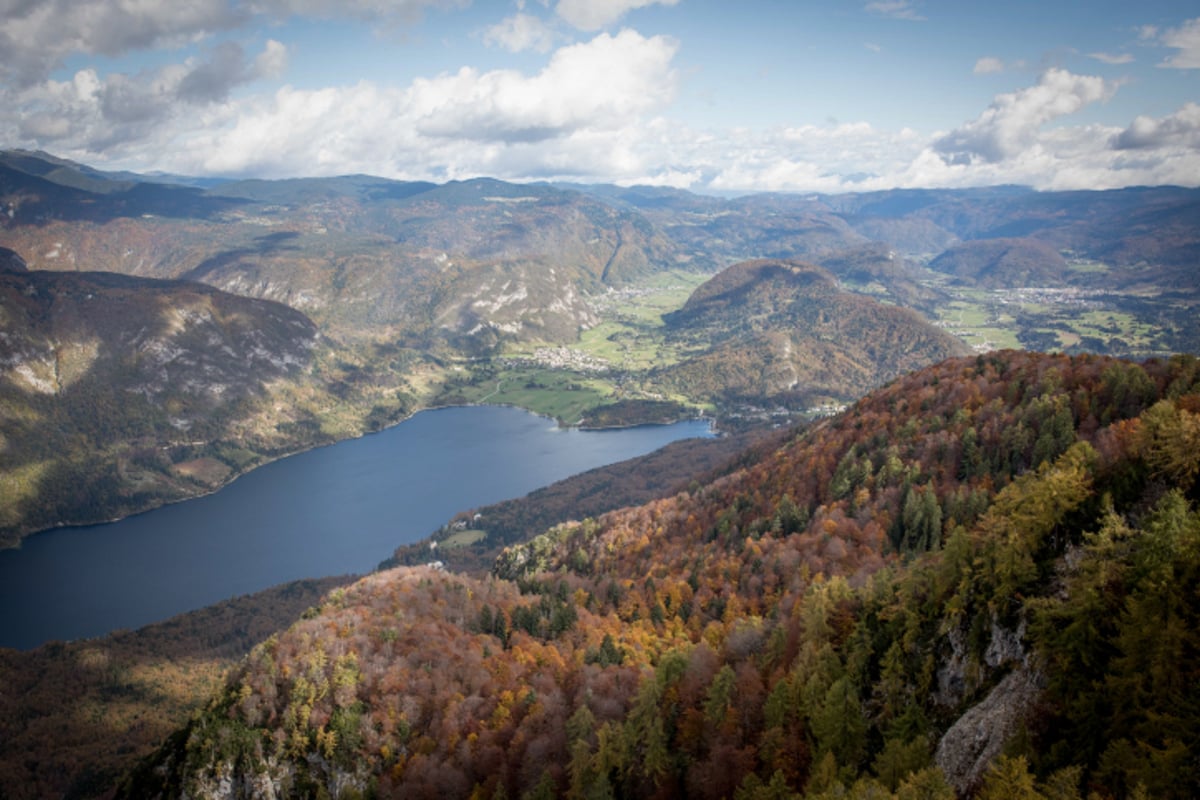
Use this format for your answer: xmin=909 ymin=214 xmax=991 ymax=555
xmin=1 ymin=163 xmax=247 ymax=227
xmin=180 ymin=230 xmax=302 ymax=282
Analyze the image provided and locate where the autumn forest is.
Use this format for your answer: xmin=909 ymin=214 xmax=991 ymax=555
xmin=118 ymin=351 xmax=1200 ymax=799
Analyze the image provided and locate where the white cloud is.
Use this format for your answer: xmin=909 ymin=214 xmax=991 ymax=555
xmin=410 ymin=29 xmax=676 ymax=141
xmin=1158 ymin=17 xmax=1200 ymax=68
xmin=554 ymin=0 xmax=679 ymax=31
xmin=1088 ymin=51 xmax=1134 ymax=65
xmin=1113 ymin=103 xmax=1200 ymax=150
xmin=6 ymin=40 xmax=287 ymax=153
xmin=934 ymin=68 xmax=1114 ymax=164
xmin=864 ymin=1 xmax=924 ymax=21
xmin=0 ymin=0 xmax=244 ymax=85
xmin=482 ymin=12 xmax=557 ymax=53
xmin=973 ymin=57 xmax=1005 ymax=74
xmin=254 ymin=39 xmax=290 ymax=78
xmin=707 ymin=123 xmax=927 ymax=193
xmin=112 ymin=29 xmax=680 ymax=181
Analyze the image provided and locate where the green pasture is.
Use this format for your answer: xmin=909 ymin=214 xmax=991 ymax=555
xmin=935 ymin=297 xmax=1022 ymax=351
xmin=452 ymin=367 xmax=617 ymax=425
xmin=1067 ymin=310 xmax=1159 ymax=350
xmin=440 ymin=529 xmax=487 ymax=548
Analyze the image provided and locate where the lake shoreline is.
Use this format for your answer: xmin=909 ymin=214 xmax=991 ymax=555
xmin=0 ymin=406 xmax=713 ymax=649
xmin=4 ymin=400 xmax=714 ymax=551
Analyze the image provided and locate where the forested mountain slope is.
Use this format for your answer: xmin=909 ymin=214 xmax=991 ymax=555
xmin=0 ymin=249 xmax=320 ymax=542
xmin=0 ymin=152 xmax=694 ymax=542
xmin=657 ymin=260 xmax=970 ymax=406
xmin=0 ymin=576 xmax=354 ymax=799
xmin=927 ymin=238 xmax=1069 ymax=288
xmin=125 ymin=351 xmax=1200 ymax=799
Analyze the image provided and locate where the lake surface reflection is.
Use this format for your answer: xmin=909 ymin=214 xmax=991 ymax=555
xmin=0 ymin=405 xmax=711 ymax=649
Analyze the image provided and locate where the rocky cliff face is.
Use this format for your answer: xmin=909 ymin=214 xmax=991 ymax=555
xmin=932 ymin=614 xmax=1041 ymax=795
xmin=936 ymin=666 xmax=1045 ymax=795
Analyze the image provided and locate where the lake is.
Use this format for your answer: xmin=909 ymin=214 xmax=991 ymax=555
xmin=0 ymin=405 xmax=711 ymax=650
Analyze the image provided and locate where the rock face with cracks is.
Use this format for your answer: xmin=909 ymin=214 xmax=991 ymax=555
xmin=935 ymin=666 xmax=1045 ymax=795
xmin=932 ymin=613 xmax=1040 ymax=795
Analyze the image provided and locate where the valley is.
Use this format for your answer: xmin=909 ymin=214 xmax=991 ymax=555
xmin=433 ymin=258 xmax=1193 ymax=430
xmin=929 ymin=273 xmax=1194 ymax=357
xmin=2 ymin=155 xmax=1196 ymax=545
xmin=0 ymin=404 xmax=712 ymax=649
xmin=1 ymin=151 xmax=1199 ymax=799
xmin=120 ymin=350 xmax=1200 ymax=800
xmin=3 ymin=151 xmax=1199 ymax=546
xmin=3 ymin=0 xmax=1198 ymax=796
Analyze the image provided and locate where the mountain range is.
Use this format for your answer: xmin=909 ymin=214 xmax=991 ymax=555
xmin=1 ymin=150 xmax=1199 ymax=798
xmin=2 ymin=149 xmax=1199 ymax=542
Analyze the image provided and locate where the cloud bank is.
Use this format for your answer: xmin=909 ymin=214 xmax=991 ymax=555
xmin=1 ymin=2 xmax=1198 ymax=193
xmin=934 ymin=68 xmax=1114 ymax=164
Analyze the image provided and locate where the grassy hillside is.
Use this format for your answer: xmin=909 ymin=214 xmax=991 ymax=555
xmin=124 ymin=351 xmax=1200 ymax=799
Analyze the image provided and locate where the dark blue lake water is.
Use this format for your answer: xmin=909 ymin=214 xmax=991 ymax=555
xmin=0 ymin=405 xmax=711 ymax=650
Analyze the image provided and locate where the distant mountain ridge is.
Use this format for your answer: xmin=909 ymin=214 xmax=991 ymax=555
xmin=5 ymin=151 xmax=1199 ymax=308
xmin=0 ymin=152 xmax=679 ymax=352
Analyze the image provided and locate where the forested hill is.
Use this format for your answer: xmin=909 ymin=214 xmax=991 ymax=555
xmin=657 ymin=260 xmax=970 ymax=406
xmin=0 ymin=261 xmax=319 ymax=542
xmin=126 ymin=350 xmax=1200 ymax=799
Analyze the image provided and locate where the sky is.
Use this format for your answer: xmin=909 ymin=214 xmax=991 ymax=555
xmin=1 ymin=0 xmax=1198 ymax=193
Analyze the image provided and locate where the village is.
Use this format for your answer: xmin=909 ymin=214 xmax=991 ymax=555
xmin=501 ymin=346 xmax=613 ymax=373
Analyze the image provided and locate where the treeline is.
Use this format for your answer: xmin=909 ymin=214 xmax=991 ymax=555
xmin=125 ymin=351 xmax=1200 ymax=799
